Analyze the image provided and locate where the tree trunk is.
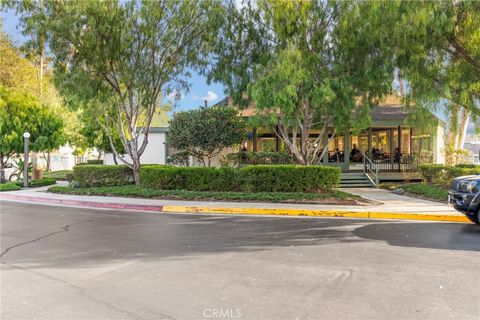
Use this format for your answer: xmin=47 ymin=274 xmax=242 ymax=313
xmin=97 ymin=150 xmax=103 ymax=160
xmin=447 ymin=105 xmax=459 ymax=147
xmin=457 ymin=108 xmax=470 ymax=150
xmin=113 ymin=152 xmax=118 ymax=165
xmin=132 ymin=157 xmax=141 ymax=185
xmin=32 ymin=152 xmax=42 ymax=179
xmin=43 ymin=152 xmax=51 ymax=171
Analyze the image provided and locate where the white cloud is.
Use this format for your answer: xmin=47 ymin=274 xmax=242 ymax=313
xmin=202 ymin=91 xmax=218 ymax=102
xmin=166 ymin=90 xmax=182 ymax=101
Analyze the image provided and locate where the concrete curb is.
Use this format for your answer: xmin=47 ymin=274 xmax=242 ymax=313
xmin=0 ymin=193 xmax=470 ymax=223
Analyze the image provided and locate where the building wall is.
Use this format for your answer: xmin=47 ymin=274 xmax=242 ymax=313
xmin=104 ymin=132 xmax=168 ymax=165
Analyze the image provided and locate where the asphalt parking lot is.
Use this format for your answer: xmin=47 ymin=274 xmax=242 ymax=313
xmin=1 ymin=201 xmax=479 ymax=320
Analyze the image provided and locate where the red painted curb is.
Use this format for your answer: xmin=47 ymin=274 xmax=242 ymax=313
xmin=0 ymin=194 xmax=164 ymax=212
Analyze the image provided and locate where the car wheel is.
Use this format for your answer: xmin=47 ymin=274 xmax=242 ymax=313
xmin=473 ymin=207 xmax=480 ymax=225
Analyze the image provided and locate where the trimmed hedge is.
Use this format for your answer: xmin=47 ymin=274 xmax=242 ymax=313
xmin=239 ymin=165 xmax=339 ymax=192
xmin=14 ymin=178 xmax=57 ymax=188
xmin=140 ymin=165 xmax=340 ymax=192
xmin=419 ymin=164 xmax=480 ymax=188
xmin=222 ymin=151 xmax=296 ymax=166
xmin=140 ymin=165 xmax=238 ymax=191
xmin=43 ymin=170 xmax=73 ymax=181
xmin=87 ymin=159 xmax=104 ymax=165
xmin=73 ymin=165 xmax=134 ymax=187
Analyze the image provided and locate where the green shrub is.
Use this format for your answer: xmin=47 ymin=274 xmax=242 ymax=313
xmin=239 ymin=165 xmax=340 ymax=192
xmin=140 ymin=165 xmax=238 ymax=191
xmin=87 ymin=159 xmax=104 ymax=165
xmin=455 ymin=164 xmax=479 ymax=168
xmin=0 ymin=182 xmax=21 ymax=192
xmin=74 ymin=165 xmax=134 ymax=187
xmin=43 ymin=170 xmax=73 ymax=180
xmin=13 ymin=178 xmax=57 ymax=188
xmin=66 ymin=172 xmax=74 ymax=182
xmin=140 ymin=164 xmax=340 ymax=192
xmin=419 ymin=164 xmax=480 ymax=188
xmin=166 ymin=151 xmax=190 ymax=167
xmin=222 ymin=151 xmax=296 ymax=166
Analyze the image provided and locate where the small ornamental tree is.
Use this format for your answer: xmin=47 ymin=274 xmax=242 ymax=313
xmin=0 ymin=86 xmax=64 ymax=182
xmin=168 ymin=107 xmax=246 ymax=167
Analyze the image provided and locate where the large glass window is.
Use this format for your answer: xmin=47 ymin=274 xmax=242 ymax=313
xmin=372 ymin=131 xmax=390 ymax=154
xmin=392 ymin=129 xmax=411 ymax=154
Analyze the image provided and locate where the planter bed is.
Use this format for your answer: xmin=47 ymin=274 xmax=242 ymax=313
xmin=47 ymin=185 xmax=366 ymax=205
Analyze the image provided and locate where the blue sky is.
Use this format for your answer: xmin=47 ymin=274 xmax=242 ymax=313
xmin=0 ymin=9 xmax=226 ymax=112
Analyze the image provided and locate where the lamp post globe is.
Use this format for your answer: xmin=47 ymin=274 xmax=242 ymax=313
xmin=23 ymin=132 xmax=30 ymax=139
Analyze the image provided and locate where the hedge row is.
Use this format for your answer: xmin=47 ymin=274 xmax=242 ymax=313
xmin=222 ymin=151 xmax=297 ymax=166
xmin=73 ymin=165 xmax=134 ymax=187
xmin=13 ymin=178 xmax=57 ymax=188
xmin=419 ymin=164 xmax=480 ymax=188
xmin=140 ymin=165 xmax=340 ymax=192
xmin=140 ymin=166 xmax=238 ymax=191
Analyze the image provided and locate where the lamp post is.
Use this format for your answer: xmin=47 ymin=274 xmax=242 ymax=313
xmin=23 ymin=132 xmax=30 ymax=188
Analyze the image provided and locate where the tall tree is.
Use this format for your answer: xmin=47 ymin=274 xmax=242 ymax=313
xmin=46 ymin=0 xmax=222 ymax=184
xmin=393 ymin=0 xmax=480 ymax=152
xmin=207 ymin=0 xmax=396 ymax=165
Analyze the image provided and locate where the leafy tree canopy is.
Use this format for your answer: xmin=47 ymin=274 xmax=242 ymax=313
xmin=46 ymin=0 xmax=223 ymax=183
xmin=168 ymin=107 xmax=246 ymax=166
xmin=207 ymin=0 xmax=396 ymax=164
xmin=391 ymin=0 xmax=480 ymax=137
xmin=0 ymin=85 xmax=64 ymax=157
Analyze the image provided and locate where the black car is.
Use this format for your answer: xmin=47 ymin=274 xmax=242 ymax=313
xmin=448 ymin=175 xmax=480 ymax=224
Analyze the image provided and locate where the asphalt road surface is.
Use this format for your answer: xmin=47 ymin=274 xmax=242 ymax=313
xmin=1 ymin=201 xmax=479 ymax=320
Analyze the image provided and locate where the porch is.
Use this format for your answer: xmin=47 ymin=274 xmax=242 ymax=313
xmin=244 ymin=125 xmax=434 ymax=173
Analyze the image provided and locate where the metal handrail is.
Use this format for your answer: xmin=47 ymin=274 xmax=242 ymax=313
xmin=362 ymin=152 xmax=379 ymax=187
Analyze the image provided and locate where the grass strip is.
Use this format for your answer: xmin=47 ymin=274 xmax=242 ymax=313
xmin=401 ymin=183 xmax=449 ymax=201
xmin=380 ymin=182 xmax=448 ymax=201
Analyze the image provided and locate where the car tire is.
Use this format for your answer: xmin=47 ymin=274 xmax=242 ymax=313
xmin=473 ymin=206 xmax=480 ymax=225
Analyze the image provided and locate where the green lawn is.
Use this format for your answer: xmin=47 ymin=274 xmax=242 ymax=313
xmin=48 ymin=185 xmax=358 ymax=204
xmin=381 ymin=182 xmax=448 ymax=202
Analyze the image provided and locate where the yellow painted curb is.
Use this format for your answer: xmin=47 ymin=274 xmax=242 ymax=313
xmin=161 ymin=206 xmax=470 ymax=223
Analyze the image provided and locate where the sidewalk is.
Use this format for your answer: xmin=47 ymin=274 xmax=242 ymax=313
xmin=0 ymin=184 xmax=468 ymax=223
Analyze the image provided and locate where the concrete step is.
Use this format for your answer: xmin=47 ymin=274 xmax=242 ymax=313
xmin=340 ymin=180 xmax=371 ymax=184
xmin=339 ymin=183 xmax=373 ymax=188
xmin=340 ymin=172 xmax=374 ymax=188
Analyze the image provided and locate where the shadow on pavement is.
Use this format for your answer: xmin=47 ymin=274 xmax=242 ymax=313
xmin=354 ymin=222 xmax=480 ymax=252
xmin=1 ymin=201 xmax=479 ymax=271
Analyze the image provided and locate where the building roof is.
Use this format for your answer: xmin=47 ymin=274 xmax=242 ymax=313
xmin=136 ymin=127 xmax=169 ymax=133
xmin=216 ymin=94 xmax=439 ymax=123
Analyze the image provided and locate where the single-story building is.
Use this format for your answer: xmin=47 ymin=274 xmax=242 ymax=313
xmin=104 ymin=127 xmax=169 ymax=165
xmin=215 ymin=95 xmax=446 ymax=179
